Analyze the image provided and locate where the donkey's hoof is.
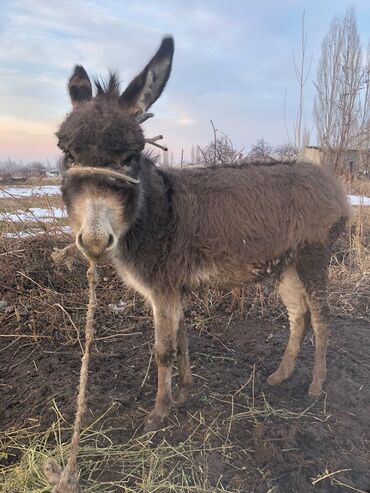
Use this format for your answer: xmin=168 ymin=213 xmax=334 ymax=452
xmin=173 ymin=391 xmax=187 ymax=407
xmin=144 ymin=410 xmax=167 ymax=433
xmin=267 ymin=371 xmax=284 ymax=386
xmin=173 ymin=384 xmax=192 ymax=406
xmin=308 ymin=381 xmax=322 ymax=397
xmin=144 ymin=417 xmax=162 ymax=433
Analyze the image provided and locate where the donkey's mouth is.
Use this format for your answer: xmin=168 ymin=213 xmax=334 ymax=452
xmin=80 ymin=250 xmax=111 ymax=262
xmin=76 ymin=232 xmax=117 ymax=262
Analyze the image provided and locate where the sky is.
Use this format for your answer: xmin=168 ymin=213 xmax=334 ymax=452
xmin=0 ymin=0 xmax=369 ymax=164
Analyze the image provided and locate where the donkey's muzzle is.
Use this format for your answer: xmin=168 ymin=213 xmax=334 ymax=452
xmin=76 ymin=230 xmax=117 ymax=260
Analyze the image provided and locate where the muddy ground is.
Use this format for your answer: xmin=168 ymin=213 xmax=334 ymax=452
xmin=0 ymin=236 xmax=369 ymax=492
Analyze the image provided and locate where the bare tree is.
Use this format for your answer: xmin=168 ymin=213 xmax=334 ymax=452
xmin=190 ymin=145 xmax=195 ymax=164
xmin=356 ymin=42 xmax=370 ymax=148
xmin=199 ymin=120 xmax=242 ymax=166
xmin=0 ymin=159 xmax=49 ymax=177
xmin=283 ymin=11 xmax=312 ymax=151
xmin=248 ymin=137 xmax=273 ymax=160
xmin=161 ymin=149 xmax=169 ymax=167
xmin=293 ymin=10 xmax=313 ymax=151
xmin=195 ymin=145 xmax=201 ymax=164
xmin=302 ymin=127 xmax=311 ymax=148
xmin=275 ymin=143 xmax=299 ymax=160
xmin=314 ymin=7 xmax=366 ymax=173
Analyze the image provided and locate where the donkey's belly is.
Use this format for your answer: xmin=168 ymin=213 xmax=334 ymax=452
xmin=187 ymin=264 xmax=271 ymax=289
xmin=186 ymin=252 xmax=293 ymax=289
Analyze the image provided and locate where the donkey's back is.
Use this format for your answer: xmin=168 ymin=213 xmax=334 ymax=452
xmin=164 ymin=160 xmax=348 ymax=288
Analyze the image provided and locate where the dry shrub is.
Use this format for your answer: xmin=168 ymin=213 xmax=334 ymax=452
xmin=346 ymin=178 xmax=370 ymax=197
xmin=328 ymin=204 xmax=370 ymax=319
xmin=0 ymin=233 xmax=149 ymax=344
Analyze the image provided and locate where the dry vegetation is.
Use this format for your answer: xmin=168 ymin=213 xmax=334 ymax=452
xmin=346 ymin=178 xmax=370 ymax=197
xmin=0 ymin=185 xmax=369 ymax=492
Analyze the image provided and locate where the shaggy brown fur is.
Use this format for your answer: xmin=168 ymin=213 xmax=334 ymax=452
xmin=58 ymin=36 xmax=350 ymax=430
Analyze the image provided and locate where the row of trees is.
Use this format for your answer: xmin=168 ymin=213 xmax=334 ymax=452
xmin=158 ymin=133 xmax=297 ymax=168
xmin=0 ymin=159 xmax=57 ymax=177
xmin=196 ymin=122 xmax=299 ymax=166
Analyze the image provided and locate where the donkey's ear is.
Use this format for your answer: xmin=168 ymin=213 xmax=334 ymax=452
xmin=68 ymin=65 xmax=93 ymax=108
xmin=120 ymin=36 xmax=174 ymax=116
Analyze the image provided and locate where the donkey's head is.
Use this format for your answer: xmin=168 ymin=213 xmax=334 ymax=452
xmin=59 ymin=37 xmax=174 ymax=260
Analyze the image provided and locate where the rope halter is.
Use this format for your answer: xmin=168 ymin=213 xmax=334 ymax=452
xmin=67 ymin=165 xmax=140 ymax=184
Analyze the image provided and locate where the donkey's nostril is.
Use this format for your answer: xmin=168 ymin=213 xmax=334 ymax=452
xmin=77 ymin=233 xmax=84 ymax=248
xmin=107 ymin=234 xmax=115 ymax=249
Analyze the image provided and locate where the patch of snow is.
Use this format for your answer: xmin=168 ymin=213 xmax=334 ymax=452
xmin=3 ymin=225 xmax=72 ymax=239
xmin=0 ymin=185 xmax=61 ymax=198
xmin=108 ymin=300 xmax=128 ymax=313
xmin=348 ymin=195 xmax=370 ymax=206
xmin=0 ymin=207 xmax=65 ymax=222
xmin=3 ymin=230 xmax=38 ymax=238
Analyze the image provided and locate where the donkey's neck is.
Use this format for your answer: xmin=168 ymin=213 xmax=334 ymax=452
xmin=114 ymin=163 xmax=174 ymax=284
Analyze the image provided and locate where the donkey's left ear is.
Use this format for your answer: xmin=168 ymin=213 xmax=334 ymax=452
xmin=68 ymin=65 xmax=92 ymax=108
xmin=120 ymin=36 xmax=174 ymax=116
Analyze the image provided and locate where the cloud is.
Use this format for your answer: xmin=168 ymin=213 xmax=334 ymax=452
xmin=0 ymin=115 xmax=59 ymax=161
xmin=175 ymin=117 xmax=196 ymax=126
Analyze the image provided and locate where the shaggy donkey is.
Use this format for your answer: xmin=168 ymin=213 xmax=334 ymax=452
xmin=58 ymin=36 xmax=349 ymax=430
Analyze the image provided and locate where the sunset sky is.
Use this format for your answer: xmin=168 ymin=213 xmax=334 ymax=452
xmin=1 ymin=0 xmax=369 ymax=164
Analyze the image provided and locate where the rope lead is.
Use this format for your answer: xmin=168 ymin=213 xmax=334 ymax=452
xmin=44 ymin=262 xmax=98 ymax=493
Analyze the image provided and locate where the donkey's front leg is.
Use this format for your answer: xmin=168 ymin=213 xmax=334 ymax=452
xmin=145 ymin=295 xmax=181 ymax=431
xmin=173 ymin=309 xmax=193 ymax=405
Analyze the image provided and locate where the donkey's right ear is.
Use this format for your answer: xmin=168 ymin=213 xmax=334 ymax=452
xmin=120 ymin=36 xmax=174 ymax=116
xmin=68 ymin=65 xmax=93 ymax=108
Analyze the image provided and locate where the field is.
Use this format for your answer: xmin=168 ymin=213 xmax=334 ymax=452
xmin=0 ymin=179 xmax=370 ymax=492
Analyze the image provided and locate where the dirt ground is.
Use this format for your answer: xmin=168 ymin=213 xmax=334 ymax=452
xmin=0 ymin=236 xmax=369 ymax=492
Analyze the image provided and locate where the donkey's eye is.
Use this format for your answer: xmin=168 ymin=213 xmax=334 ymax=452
xmin=63 ymin=151 xmax=75 ymax=169
xmin=122 ymin=154 xmax=136 ymax=165
xmin=65 ymin=151 xmax=74 ymax=162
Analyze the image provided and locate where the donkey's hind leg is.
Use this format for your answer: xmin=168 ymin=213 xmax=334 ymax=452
xmin=267 ymin=265 xmax=310 ymax=386
xmin=296 ymin=244 xmax=330 ymax=396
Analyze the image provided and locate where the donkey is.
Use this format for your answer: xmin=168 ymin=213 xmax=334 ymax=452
xmin=57 ymin=36 xmax=349 ymax=430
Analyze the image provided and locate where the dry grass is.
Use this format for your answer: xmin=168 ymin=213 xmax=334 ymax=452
xmin=345 ymin=178 xmax=370 ymax=197
xmin=328 ymin=203 xmax=370 ymax=319
xmin=0 ymin=176 xmax=61 ymax=187
xmin=0 ymin=392 xmax=331 ymax=493
xmin=0 ymin=195 xmax=63 ymax=214
xmin=0 ymin=187 xmax=67 ymax=238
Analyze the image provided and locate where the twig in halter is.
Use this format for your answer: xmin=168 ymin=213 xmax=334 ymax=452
xmin=136 ymin=112 xmax=154 ymax=124
xmin=145 ymin=135 xmax=168 ymax=152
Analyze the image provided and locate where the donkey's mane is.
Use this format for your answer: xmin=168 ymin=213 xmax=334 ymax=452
xmin=94 ymin=72 xmax=121 ymax=98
